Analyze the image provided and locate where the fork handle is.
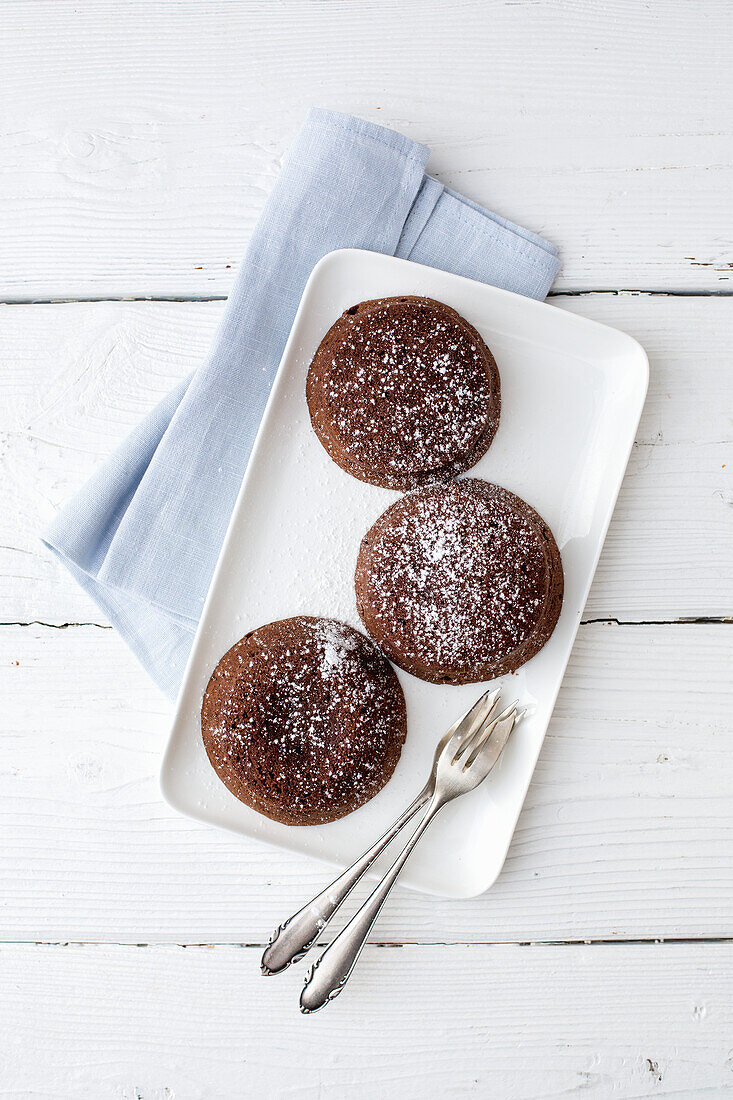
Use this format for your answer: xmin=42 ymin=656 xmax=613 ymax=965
xmin=300 ymin=796 xmax=443 ymax=1013
xmin=261 ymin=788 xmax=430 ymax=975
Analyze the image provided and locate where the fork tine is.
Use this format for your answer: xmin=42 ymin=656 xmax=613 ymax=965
xmin=463 ymin=704 xmax=523 ymax=770
xmin=455 ymin=699 xmax=518 ymax=766
xmin=446 ymin=688 xmax=502 ymax=757
xmin=449 ymin=687 xmax=500 ymax=738
xmin=451 ymin=687 xmax=499 ymax=733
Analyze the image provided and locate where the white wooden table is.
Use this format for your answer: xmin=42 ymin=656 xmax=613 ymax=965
xmin=3 ymin=2 xmax=732 ymax=1096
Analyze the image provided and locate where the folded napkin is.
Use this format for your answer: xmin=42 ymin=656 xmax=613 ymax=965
xmin=43 ymin=109 xmax=560 ymax=699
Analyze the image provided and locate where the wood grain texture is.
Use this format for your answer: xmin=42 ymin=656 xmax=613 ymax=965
xmin=3 ymin=1 xmax=733 ymax=1086
xmin=2 ymin=0 xmax=732 ymax=298
xmin=2 ymin=294 xmax=731 ymax=625
xmin=2 ymin=942 xmax=731 ymax=1098
xmin=2 ymin=621 xmax=730 ymax=943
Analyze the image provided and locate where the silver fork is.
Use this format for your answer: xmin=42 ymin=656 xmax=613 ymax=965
xmin=260 ymin=688 xmax=503 ymax=978
xmin=298 ymin=693 xmax=522 ymax=1012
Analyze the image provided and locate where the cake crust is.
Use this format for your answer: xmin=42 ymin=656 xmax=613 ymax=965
xmin=355 ymin=480 xmax=563 ymax=684
xmin=201 ymin=616 xmax=407 ymax=826
xmin=307 ymin=295 xmax=500 ymax=490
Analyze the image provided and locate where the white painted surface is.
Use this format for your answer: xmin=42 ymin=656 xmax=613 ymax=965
xmin=3 ymin=1 xmax=732 ymax=297
xmin=2 ymin=1 xmax=732 ymax=1096
xmin=2 ymin=943 xmax=732 ymax=1098
xmin=2 ymin=621 xmax=731 ymax=943
xmin=3 ymin=295 xmax=732 ymax=626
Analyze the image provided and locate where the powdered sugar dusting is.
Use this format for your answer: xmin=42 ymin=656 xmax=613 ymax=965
xmin=313 ymin=617 xmax=359 ymax=677
xmin=315 ymin=298 xmax=499 ymax=486
xmin=357 ymin=481 xmax=553 ymax=679
xmin=202 ymin=617 xmax=406 ymax=824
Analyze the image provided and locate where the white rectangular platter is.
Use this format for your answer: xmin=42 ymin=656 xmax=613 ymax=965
xmin=161 ymin=248 xmax=648 ymax=898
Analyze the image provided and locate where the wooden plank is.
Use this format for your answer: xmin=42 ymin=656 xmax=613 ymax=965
xmin=2 ymin=941 xmax=730 ymax=1097
xmin=1 ymin=621 xmax=730 ymax=943
xmin=2 ymin=295 xmax=731 ymax=625
xmin=2 ymin=1 xmax=732 ymax=297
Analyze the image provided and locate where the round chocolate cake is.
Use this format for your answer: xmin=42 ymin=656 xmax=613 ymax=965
xmin=201 ymin=616 xmax=407 ymax=826
xmin=355 ymin=480 xmax=563 ymax=684
xmin=306 ymin=296 xmax=500 ymax=490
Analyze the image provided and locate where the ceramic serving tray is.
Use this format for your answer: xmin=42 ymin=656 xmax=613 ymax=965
xmin=161 ymin=248 xmax=648 ymax=898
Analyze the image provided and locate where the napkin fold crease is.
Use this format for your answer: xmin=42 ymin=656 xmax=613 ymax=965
xmin=43 ymin=108 xmax=560 ymax=698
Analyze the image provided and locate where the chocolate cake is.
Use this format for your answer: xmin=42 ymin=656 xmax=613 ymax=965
xmin=201 ymin=616 xmax=407 ymax=826
xmin=355 ymin=479 xmax=563 ymax=684
xmin=306 ymin=295 xmax=500 ymax=489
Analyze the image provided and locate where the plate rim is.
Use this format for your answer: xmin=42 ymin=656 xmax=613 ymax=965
xmin=160 ymin=247 xmax=649 ymax=898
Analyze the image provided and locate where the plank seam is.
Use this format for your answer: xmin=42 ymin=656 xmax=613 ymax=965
xmin=3 ymin=289 xmax=733 ymax=306
xmin=580 ymin=616 xmax=732 ymax=626
xmin=1 ymin=937 xmax=731 ymax=949
xmin=0 ymin=620 xmax=113 ymax=630
xmin=2 ymin=617 xmax=730 ymax=631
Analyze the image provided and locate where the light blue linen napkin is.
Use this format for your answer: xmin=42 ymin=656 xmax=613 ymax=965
xmin=43 ymin=109 xmax=560 ymax=698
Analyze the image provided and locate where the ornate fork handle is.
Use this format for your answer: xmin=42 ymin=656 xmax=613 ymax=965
xmin=261 ymin=787 xmax=431 ymax=975
xmin=300 ymin=793 xmax=444 ymax=1013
